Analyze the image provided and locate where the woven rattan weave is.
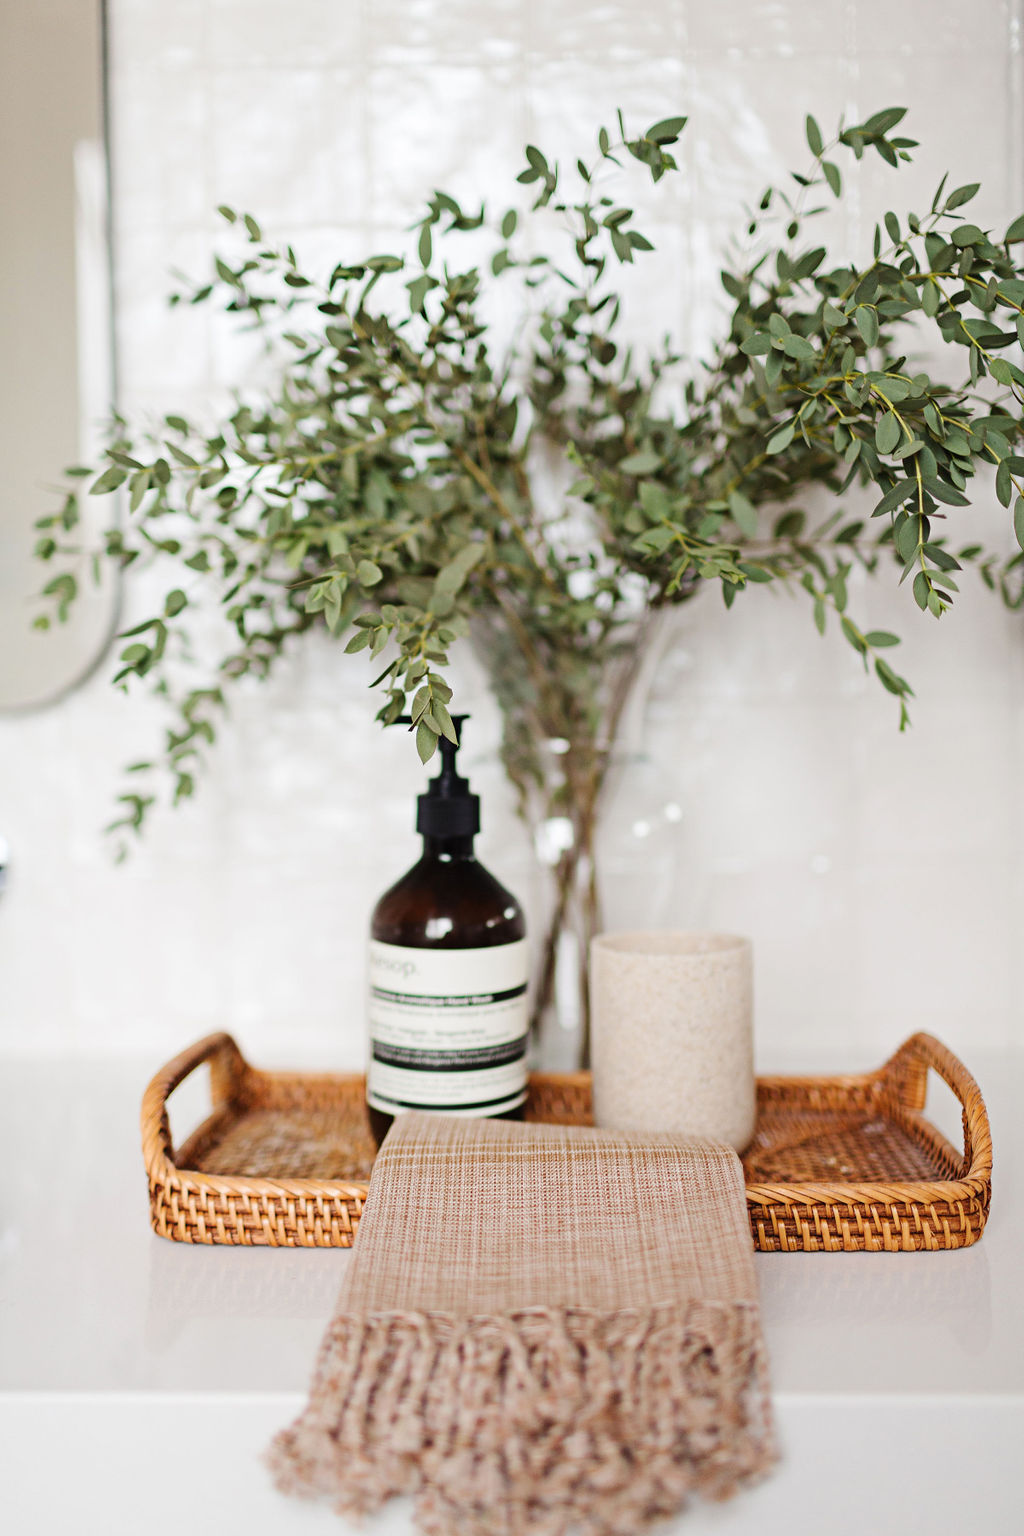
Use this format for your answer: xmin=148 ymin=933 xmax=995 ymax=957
xmin=141 ymin=1031 xmax=991 ymax=1253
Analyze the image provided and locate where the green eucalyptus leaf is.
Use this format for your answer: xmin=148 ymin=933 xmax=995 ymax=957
xmin=782 ymin=333 xmax=815 ymax=360
xmin=822 ymin=159 xmax=841 ymax=197
xmin=129 ymin=471 xmax=151 ymax=512
xmin=863 ymin=106 xmax=907 ymax=135
xmin=946 ymin=183 xmax=980 ymax=210
xmin=728 ymin=490 xmax=758 ymax=539
xmin=855 ymin=306 xmax=879 ymax=346
xmin=433 ymin=700 xmax=458 ymax=743
xmin=90 ymin=465 xmax=127 ymax=495
xmin=646 ymin=116 xmax=687 ymax=144
xmin=840 ymin=616 xmax=866 ymax=653
xmin=774 ymin=509 xmax=806 ymax=538
xmin=407 ymin=273 xmax=436 ymax=313
xmin=618 ymin=449 xmax=663 ymax=474
xmin=416 ymin=719 xmax=439 ymax=763
xmin=875 ymin=657 xmax=910 ymax=695
xmin=897 ymin=517 xmax=921 ymax=562
xmin=875 ymin=413 xmax=901 ymax=455
xmin=433 ymin=542 xmax=486 ymax=599
xmin=766 ymin=424 xmax=795 ymax=454
xmin=996 ymin=459 xmax=1013 ymax=507
xmin=925 ymin=480 xmax=969 ymax=506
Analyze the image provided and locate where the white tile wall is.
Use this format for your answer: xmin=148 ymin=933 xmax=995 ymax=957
xmin=1 ymin=0 xmax=1022 ymax=1070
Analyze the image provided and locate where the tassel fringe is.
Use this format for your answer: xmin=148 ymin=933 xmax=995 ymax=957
xmin=267 ymin=1300 xmax=776 ymax=1536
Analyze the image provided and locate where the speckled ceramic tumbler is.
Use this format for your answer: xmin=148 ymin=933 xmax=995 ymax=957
xmin=589 ymin=931 xmax=755 ymax=1151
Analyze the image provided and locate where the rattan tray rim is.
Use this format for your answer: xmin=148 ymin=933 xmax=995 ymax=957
xmin=142 ymin=1032 xmax=994 ymax=1222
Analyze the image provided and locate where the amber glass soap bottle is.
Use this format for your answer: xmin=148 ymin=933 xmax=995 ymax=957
xmin=366 ymin=716 xmax=528 ymax=1146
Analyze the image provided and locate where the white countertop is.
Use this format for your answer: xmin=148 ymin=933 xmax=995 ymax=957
xmin=1 ymin=1049 xmax=1020 ymax=1534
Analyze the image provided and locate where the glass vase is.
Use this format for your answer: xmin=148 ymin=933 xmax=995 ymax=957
xmin=471 ymin=608 xmax=684 ymax=1068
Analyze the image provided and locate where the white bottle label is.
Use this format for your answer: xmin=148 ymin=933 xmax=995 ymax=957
xmin=367 ymin=938 xmax=529 ymax=1118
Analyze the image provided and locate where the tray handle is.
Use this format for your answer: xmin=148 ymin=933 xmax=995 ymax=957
xmin=885 ymin=1031 xmax=992 ymax=1183
xmin=140 ymin=1031 xmax=248 ymax=1180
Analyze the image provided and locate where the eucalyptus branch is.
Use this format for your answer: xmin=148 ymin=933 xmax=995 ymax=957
xmin=32 ymin=105 xmax=1024 ymax=848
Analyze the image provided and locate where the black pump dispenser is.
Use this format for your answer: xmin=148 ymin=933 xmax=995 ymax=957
xmin=414 ymin=716 xmax=481 ymax=842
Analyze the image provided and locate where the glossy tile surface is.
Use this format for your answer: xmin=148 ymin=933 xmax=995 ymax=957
xmin=0 ymin=1 xmax=1022 ymax=1063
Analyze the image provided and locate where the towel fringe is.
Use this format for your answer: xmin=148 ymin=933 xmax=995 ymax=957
xmin=267 ymin=1299 xmax=775 ymax=1536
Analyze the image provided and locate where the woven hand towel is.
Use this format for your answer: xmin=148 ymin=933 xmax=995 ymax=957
xmin=268 ymin=1112 xmax=775 ymax=1536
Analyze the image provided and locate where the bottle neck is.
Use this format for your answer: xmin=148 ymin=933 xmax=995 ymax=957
xmin=421 ymin=834 xmax=476 ymax=862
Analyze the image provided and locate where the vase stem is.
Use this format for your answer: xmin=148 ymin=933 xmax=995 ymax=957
xmin=480 ymin=607 xmax=674 ymax=1070
xmin=530 ymin=846 xmax=578 ymax=1039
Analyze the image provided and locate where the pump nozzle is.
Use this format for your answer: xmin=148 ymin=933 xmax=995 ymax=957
xmin=393 ymin=713 xmax=480 ymax=841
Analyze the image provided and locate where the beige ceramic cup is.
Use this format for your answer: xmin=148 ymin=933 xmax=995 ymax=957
xmin=589 ymin=931 xmax=755 ymax=1151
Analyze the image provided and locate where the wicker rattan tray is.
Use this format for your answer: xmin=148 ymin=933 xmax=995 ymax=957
xmin=141 ymin=1030 xmax=991 ymax=1254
